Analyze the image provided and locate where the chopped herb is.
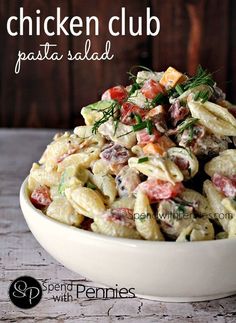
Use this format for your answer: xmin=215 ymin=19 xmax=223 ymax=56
xmin=187 ymin=125 xmax=194 ymax=143
xmin=113 ymin=119 xmax=119 ymax=136
xmin=134 ymin=114 xmax=142 ymax=124
xmin=193 ymin=91 xmax=201 ymax=101
xmin=183 ymin=66 xmax=215 ymax=91
xmin=169 ymin=65 xmax=215 ymax=99
xmin=138 ymin=157 xmax=149 ymax=163
xmin=151 ymin=93 xmax=168 ymax=106
xmin=86 ymin=182 xmax=97 ymax=190
xmin=117 ymin=130 xmax=133 ymax=138
xmin=129 ymin=82 xmax=141 ymax=96
xmin=194 ymin=90 xmax=211 ymax=103
xmin=175 ymin=84 xmax=184 ymax=95
xmin=177 ymin=118 xmax=199 ymax=134
xmin=133 ymin=122 xmax=147 ymax=132
xmin=146 ymin=119 xmax=153 ymax=135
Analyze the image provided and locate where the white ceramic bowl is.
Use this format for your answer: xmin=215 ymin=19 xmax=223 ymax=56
xmin=20 ymin=177 xmax=236 ymax=302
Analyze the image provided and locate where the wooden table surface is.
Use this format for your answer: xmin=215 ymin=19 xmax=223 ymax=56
xmin=1 ymin=129 xmax=236 ymax=323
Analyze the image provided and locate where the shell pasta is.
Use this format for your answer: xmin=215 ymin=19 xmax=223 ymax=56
xmin=28 ymin=66 xmax=236 ymax=241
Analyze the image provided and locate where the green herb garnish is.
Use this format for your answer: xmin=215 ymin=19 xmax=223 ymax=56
xmin=177 ymin=118 xmax=199 ymax=134
xmin=183 ymin=66 xmax=215 ymax=90
xmin=134 ymin=114 xmax=142 ymax=124
xmin=86 ymin=182 xmax=97 ymax=190
xmin=146 ymin=119 xmax=153 ymax=135
xmin=151 ymin=93 xmax=168 ymax=106
xmin=170 ymin=65 xmax=215 ymax=99
xmin=138 ymin=157 xmax=149 ymax=163
xmin=133 ymin=122 xmax=147 ymax=132
xmin=92 ymin=101 xmax=121 ymax=134
xmin=175 ymin=84 xmax=184 ymax=95
xmin=194 ymin=90 xmax=211 ymax=103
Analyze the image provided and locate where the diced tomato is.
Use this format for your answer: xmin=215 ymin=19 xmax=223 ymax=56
xmin=136 ymin=179 xmax=184 ymax=203
xmin=102 ymin=85 xmax=128 ymax=104
xmin=120 ymin=102 xmax=147 ymax=125
xmin=30 ymin=186 xmax=52 ymax=209
xmin=141 ymin=79 xmax=165 ymax=100
xmin=212 ymin=173 xmax=236 ymax=198
xmin=136 ymin=128 xmax=161 ymax=146
xmin=100 ymin=144 xmax=130 ymax=165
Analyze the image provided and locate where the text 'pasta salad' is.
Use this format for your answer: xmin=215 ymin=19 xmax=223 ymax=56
xmin=28 ymin=66 xmax=236 ymax=242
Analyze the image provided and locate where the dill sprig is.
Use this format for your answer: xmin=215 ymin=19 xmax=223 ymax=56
xmin=170 ymin=66 xmax=215 ymax=100
xmin=92 ymin=101 xmax=121 ymax=134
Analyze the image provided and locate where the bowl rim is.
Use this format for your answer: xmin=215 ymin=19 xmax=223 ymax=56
xmin=20 ymin=176 xmax=236 ymax=247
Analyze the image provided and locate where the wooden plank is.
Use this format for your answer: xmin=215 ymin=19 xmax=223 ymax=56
xmin=0 ymin=1 xmax=71 ymax=128
xmin=151 ymin=0 xmax=190 ymax=73
xmin=227 ymin=0 xmax=236 ymax=103
xmin=70 ymin=0 xmax=150 ymax=126
xmin=151 ymin=0 xmax=230 ymax=93
xmin=1 ymin=129 xmax=236 ymax=321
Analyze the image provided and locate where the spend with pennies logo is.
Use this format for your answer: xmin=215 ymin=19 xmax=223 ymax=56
xmin=9 ymin=276 xmax=43 ymax=309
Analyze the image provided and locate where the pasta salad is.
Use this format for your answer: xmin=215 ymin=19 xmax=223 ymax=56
xmin=28 ymin=66 xmax=236 ymax=242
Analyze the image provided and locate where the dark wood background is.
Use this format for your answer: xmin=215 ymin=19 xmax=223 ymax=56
xmin=0 ymin=0 xmax=235 ymax=128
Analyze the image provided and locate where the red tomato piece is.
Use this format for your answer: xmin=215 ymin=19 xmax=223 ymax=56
xmin=212 ymin=173 xmax=236 ymax=198
xmin=136 ymin=179 xmax=184 ymax=203
xmin=30 ymin=186 xmax=52 ymax=209
xmin=120 ymin=102 xmax=147 ymax=125
xmin=136 ymin=128 xmax=161 ymax=145
xmin=141 ymin=79 xmax=165 ymax=99
xmin=102 ymin=85 xmax=128 ymax=104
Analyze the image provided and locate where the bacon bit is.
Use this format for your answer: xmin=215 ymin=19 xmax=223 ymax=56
xmin=100 ymin=144 xmax=130 ymax=165
xmin=136 ymin=179 xmax=184 ymax=203
xmin=145 ymin=105 xmax=168 ymax=133
xmin=103 ymin=208 xmax=135 ymax=228
xmin=171 ymin=156 xmax=189 ymax=170
xmin=212 ymin=173 xmax=236 ymax=198
xmin=102 ymin=85 xmax=128 ymax=104
xmin=30 ymin=186 xmax=52 ymax=209
xmin=136 ymin=128 xmax=161 ymax=146
xmin=169 ymin=100 xmax=189 ymax=127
